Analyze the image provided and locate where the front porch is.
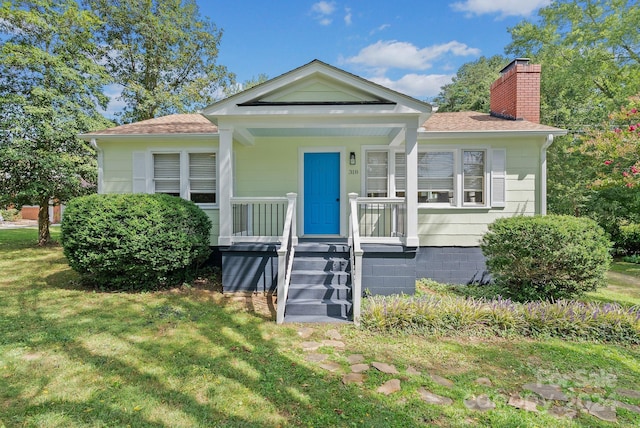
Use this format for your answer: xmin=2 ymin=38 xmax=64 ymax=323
xmin=219 ymin=194 xmax=416 ymax=324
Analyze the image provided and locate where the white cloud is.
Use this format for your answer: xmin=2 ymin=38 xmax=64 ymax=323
xmin=369 ymin=23 xmax=390 ymax=36
xmin=370 ymin=74 xmax=453 ymax=99
xmin=345 ymin=40 xmax=480 ymax=73
xmin=311 ymin=1 xmax=336 ymax=25
xmin=344 ymin=7 xmax=352 ymax=25
xmin=451 ymin=0 xmax=551 ymax=18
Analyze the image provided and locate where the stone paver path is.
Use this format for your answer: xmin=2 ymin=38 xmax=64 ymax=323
xmin=318 ymin=361 xmax=342 ymax=372
xmin=305 ymin=353 xmax=328 ymax=362
xmin=346 ymin=354 xmax=364 ymax=364
xmin=475 ymin=377 xmax=492 ymax=386
xmin=350 ymin=363 xmax=369 ymax=373
xmin=522 ymin=383 xmax=569 ymax=401
xmin=342 ymin=373 xmax=365 ymax=385
xmin=293 ymin=326 xmax=640 ymax=424
xmin=325 ymin=329 xmax=342 ymax=340
xmin=430 ymin=374 xmax=454 ymax=388
xmin=377 ymin=379 xmax=401 ymax=395
xmin=582 ymin=400 xmax=617 ymax=423
xmin=321 ymin=339 xmax=345 ymax=349
xmin=372 ymin=362 xmax=399 ymax=374
xmin=418 ymin=388 xmax=453 ymax=405
xmin=508 ymin=395 xmax=539 ymax=412
xmin=406 ymin=366 xmax=421 ymax=376
xmin=464 ymin=394 xmax=496 ymax=411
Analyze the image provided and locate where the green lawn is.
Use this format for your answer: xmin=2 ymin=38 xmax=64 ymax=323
xmin=1 ymin=227 xmax=639 ymax=427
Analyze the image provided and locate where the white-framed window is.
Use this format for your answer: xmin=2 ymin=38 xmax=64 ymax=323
xmin=365 ymin=151 xmax=388 ymax=197
xmin=188 ymin=152 xmax=216 ymax=204
xmin=133 ymin=150 xmax=217 ymax=207
xmin=462 ymin=150 xmax=485 ymax=206
xmin=367 ymin=147 xmax=504 ymax=208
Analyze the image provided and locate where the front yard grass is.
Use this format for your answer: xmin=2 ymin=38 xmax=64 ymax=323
xmin=1 ymin=227 xmax=639 ymax=427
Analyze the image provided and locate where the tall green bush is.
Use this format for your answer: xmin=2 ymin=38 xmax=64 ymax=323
xmin=481 ymin=215 xmax=611 ymax=301
xmin=619 ymin=223 xmax=640 ymax=255
xmin=62 ymin=193 xmax=211 ymax=291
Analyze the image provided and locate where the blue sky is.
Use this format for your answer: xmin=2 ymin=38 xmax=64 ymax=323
xmin=205 ymin=0 xmax=550 ymax=100
xmin=104 ymin=0 xmax=551 ymax=116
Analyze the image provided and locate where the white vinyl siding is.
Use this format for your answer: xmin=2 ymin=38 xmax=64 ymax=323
xmin=365 ymin=151 xmax=388 ymax=197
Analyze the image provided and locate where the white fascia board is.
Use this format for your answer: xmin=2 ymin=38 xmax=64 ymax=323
xmin=78 ymin=133 xmax=219 ymax=142
xmin=418 ymin=129 xmax=568 ymax=140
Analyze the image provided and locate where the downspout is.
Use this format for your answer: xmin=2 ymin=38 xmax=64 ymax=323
xmin=540 ymin=134 xmax=554 ymax=215
xmin=90 ymin=138 xmax=104 ymax=194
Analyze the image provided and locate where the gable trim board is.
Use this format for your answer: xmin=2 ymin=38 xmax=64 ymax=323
xmin=80 ymin=59 xmax=565 ymax=289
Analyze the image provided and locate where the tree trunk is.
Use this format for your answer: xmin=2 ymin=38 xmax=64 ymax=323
xmin=38 ymin=198 xmax=51 ymax=246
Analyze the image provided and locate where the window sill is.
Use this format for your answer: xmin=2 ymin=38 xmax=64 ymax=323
xmin=195 ymin=203 xmax=218 ymax=210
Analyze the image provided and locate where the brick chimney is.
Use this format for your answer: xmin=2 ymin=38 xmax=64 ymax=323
xmin=490 ymin=58 xmax=541 ymax=123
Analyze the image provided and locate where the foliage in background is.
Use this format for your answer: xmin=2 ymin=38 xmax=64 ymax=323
xmin=433 ymin=55 xmax=507 ymax=112
xmin=0 ymin=208 xmax=21 ymax=221
xmin=481 ymin=215 xmax=611 ymax=302
xmin=361 ymin=294 xmax=640 ymax=344
xmin=506 ymin=0 xmax=640 ymax=131
xmin=0 ymin=0 xmax=112 ymax=245
xmin=224 ymin=73 xmax=269 ymax=97
xmin=61 ymin=193 xmax=211 ymax=291
xmin=86 ymin=0 xmax=235 ymax=122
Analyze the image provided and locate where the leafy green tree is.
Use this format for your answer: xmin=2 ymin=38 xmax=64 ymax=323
xmin=506 ymin=0 xmax=640 ymax=131
xmin=224 ymin=73 xmax=269 ymax=97
xmin=86 ymin=0 xmax=235 ymax=122
xmin=0 ymin=0 xmax=111 ymax=245
xmin=434 ymin=55 xmax=507 ymax=112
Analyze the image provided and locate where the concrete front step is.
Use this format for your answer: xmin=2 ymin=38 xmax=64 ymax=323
xmin=285 ymin=298 xmax=352 ymax=317
xmin=283 ymin=314 xmax=351 ymax=323
xmin=292 ymin=256 xmax=351 ymax=272
xmin=287 ymin=283 xmax=352 ymax=300
xmin=290 ymin=270 xmax=350 ymax=286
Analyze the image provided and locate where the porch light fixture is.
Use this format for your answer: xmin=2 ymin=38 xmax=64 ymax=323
xmin=349 ymin=152 xmax=356 ymax=165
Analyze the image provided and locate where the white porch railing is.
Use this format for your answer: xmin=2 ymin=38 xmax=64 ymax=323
xmin=231 ymin=196 xmax=291 ymax=243
xmin=348 ymin=193 xmax=364 ymax=326
xmin=355 ymin=197 xmax=406 ymax=243
xmin=276 ymin=193 xmax=297 ymax=324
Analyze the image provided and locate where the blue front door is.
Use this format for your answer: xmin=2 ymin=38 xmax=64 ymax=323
xmin=304 ymin=152 xmax=340 ymax=235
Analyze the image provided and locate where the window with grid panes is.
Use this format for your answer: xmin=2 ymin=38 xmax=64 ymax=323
xmin=365 ymin=151 xmax=388 ymax=197
xmin=463 ymin=150 xmax=485 ymax=204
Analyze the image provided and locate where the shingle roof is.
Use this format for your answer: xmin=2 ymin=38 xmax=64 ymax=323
xmin=84 ymin=111 xmax=564 ymax=137
xmin=84 ymin=114 xmax=217 ymax=136
xmin=422 ymin=111 xmax=563 ymax=133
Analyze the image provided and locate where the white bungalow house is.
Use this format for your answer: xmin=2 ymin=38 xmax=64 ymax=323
xmin=81 ymin=59 xmax=565 ymax=323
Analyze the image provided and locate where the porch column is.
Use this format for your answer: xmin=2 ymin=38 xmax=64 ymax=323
xmin=218 ymin=126 xmax=233 ymax=246
xmin=405 ymin=122 xmax=419 ymax=247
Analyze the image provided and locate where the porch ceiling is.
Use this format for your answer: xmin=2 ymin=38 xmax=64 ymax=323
xmin=247 ymin=127 xmax=394 ymax=138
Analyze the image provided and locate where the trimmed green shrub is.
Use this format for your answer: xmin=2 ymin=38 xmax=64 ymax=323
xmin=61 ymin=193 xmax=211 ymax=291
xmin=0 ymin=208 xmax=21 ymax=221
xmin=619 ymin=223 xmax=640 ymax=255
xmin=481 ymin=215 xmax=611 ymax=302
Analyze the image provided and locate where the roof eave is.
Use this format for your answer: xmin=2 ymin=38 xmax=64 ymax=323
xmin=79 ymin=133 xmax=218 ymax=141
xmin=419 ymin=129 xmax=568 ymax=139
